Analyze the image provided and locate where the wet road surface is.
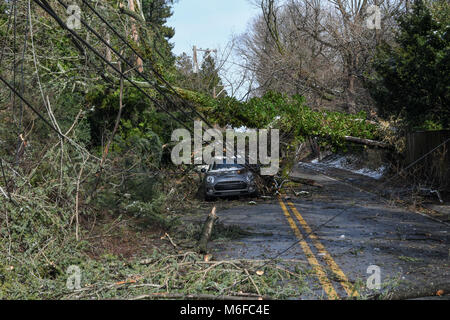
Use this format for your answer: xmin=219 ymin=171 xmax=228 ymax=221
xmin=211 ymin=163 xmax=450 ymax=299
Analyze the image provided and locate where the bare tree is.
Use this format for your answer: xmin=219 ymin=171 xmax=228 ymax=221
xmin=238 ymin=0 xmax=404 ymax=113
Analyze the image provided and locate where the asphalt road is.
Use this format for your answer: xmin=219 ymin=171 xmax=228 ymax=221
xmin=210 ymin=163 xmax=450 ymax=299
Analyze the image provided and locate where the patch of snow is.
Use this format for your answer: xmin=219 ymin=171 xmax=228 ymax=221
xmin=234 ymin=126 xmax=249 ymax=133
xmin=353 ymin=166 xmax=387 ymax=180
xmin=321 ymin=155 xmax=386 ymax=179
xmin=300 ymin=154 xmax=387 ymax=180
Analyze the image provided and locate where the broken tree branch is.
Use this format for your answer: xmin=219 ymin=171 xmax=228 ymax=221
xmin=343 ymin=136 xmax=389 ymax=148
xmin=370 ymin=282 xmax=450 ymax=300
xmin=162 ymin=232 xmax=177 ymax=248
xmin=129 ymin=292 xmax=271 ymax=300
xmin=119 ymin=6 xmax=145 ymax=24
xmin=197 ymin=206 xmax=218 ymax=254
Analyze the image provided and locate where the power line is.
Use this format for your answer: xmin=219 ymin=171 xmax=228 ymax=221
xmin=37 ymin=0 xmax=261 ymax=170
xmin=55 ymin=0 xmax=196 ymax=126
xmin=218 ymin=134 xmax=450 ymax=298
xmin=0 ymin=73 xmax=60 ymax=139
xmin=4 ymin=0 xmax=448 ymax=301
xmin=0 ymin=0 xmax=207 ymax=176
xmin=74 ymin=0 xmax=259 ymax=167
xmin=379 ymin=137 xmax=450 ymax=188
xmin=33 ymin=0 xmax=193 ymax=133
xmin=79 ymin=0 xmax=214 ymax=128
xmin=28 ymin=0 xmax=262 ymax=172
xmin=215 ymin=197 xmax=353 ymax=299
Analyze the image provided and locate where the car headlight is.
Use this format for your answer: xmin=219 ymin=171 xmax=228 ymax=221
xmin=206 ymin=176 xmax=215 ymax=184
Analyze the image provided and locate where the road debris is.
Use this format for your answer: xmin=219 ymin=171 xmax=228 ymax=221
xmin=198 ymin=207 xmax=218 ymax=254
xmin=161 ymin=233 xmax=177 ymax=248
xmin=294 ymin=191 xmax=310 ymax=196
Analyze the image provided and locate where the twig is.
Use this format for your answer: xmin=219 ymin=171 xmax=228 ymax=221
xmin=162 ymin=232 xmax=177 ymax=248
xmin=201 ymin=260 xmax=241 ymax=280
xmin=0 ymin=159 xmax=12 ymax=201
xmin=0 ymin=186 xmax=9 ymax=200
xmin=244 ymin=268 xmax=261 ymax=297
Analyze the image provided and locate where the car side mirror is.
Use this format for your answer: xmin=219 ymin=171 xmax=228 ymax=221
xmin=201 ymin=168 xmax=206 ymax=173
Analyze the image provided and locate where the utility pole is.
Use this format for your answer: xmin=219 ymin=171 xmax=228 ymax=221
xmin=192 ymin=46 xmax=227 ymax=98
xmin=213 ymin=85 xmax=227 ymax=99
xmin=193 ymin=45 xmax=199 ymax=73
xmin=192 ymin=46 xmax=217 ymax=74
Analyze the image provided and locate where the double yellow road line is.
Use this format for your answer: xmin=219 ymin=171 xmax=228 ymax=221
xmin=279 ymin=197 xmax=359 ymax=299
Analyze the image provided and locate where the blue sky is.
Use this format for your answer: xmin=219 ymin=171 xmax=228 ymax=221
xmin=167 ymin=0 xmax=260 ymax=56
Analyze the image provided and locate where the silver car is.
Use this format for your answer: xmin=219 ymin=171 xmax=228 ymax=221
xmin=202 ymin=163 xmax=257 ymax=200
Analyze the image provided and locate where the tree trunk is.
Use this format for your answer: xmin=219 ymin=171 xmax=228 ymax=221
xmin=346 ymin=73 xmax=357 ymax=114
xmin=345 ymin=54 xmax=357 ymax=114
xmin=128 ymin=0 xmax=143 ymax=73
xmin=105 ymin=32 xmax=111 ymax=62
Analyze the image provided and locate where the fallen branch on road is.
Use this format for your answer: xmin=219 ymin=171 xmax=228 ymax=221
xmin=58 ymin=250 xmax=315 ymax=300
xmin=369 ymin=282 xmax=450 ymax=300
xmin=198 ymin=206 xmax=218 ymax=254
xmin=128 ymin=292 xmax=271 ymax=300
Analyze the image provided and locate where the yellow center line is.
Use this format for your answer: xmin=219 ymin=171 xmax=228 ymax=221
xmin=287 ymin=201 xmax=360 ymax=298
xmin=278 ymin=198 xmax=339 ymax=300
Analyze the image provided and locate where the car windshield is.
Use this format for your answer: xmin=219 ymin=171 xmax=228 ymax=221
xmin=211 ymin=163 xmax=244 ymax=171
